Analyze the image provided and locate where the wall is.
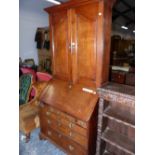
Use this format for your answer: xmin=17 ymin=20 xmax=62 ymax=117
xmin=19 ymin=6 xmax=48 ymax=65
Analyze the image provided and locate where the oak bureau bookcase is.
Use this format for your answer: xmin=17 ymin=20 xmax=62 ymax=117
xmin=38 ymin=0 xmax=115 ymax=155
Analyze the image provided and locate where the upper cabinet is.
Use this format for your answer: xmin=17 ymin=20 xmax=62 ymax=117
xmin=45 ymin=0 xmax=115 ymax=88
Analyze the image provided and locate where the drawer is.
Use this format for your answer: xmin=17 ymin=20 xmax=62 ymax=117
xmin=44 ymin=113 xmax=88 ymax=137
xmin=40 ymin=103 xmax=88 ymax=129
xmin=44 ymin=118 xmax=88 ymax=148
xmin=45 ymin=128 xmax=87 ymax=155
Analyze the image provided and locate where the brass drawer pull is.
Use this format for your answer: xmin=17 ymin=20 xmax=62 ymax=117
xmin=69 ymin=132 xmax=72 ymax=137
xmin=57 ymin=111 xmax=60 ymax=115
xmin=47 ymin=131 xmax=51 ymax=136
xmin=69 ymin=123 xmax=73 ymax=128
xmin=68 ymin=145 xmax=74 ymax=151
xmin=47 ymin=120 xmax=51 ymax=124
xmin=46 ymin=111 xmax=51 ymax=116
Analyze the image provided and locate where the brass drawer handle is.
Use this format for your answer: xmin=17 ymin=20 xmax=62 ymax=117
xmin=47 ymin=131 xmax=51 ymax=136
xmin=57 ymin=111 xmax=60 ymax=115
xmin=69 ymin=132 xmax=72 ymax=137
xmin=78 ymin=121 xmax=85 ymax=127
xmin=68 ymin=145 xmax=74 ymax=151
xmin=47 ymin=120 xmax=51 ymax=124
xmin=46 ymin=111 xmax=51 ymax=116
xmin=69 ymin=123 xmax=73 ymax=128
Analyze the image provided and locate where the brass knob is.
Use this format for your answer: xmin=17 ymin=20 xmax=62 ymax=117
xmin=68 ymin=145 xmax=74 ymax=151
xmin=69 ymin=123 xmax=73 ymax=128
xmin=47 ymin=120 xmax=51 ymax=124
xmin=46 ymin=111 xmax=50 ymax=116
xmin=57 ymin=111 xmax=60 ymax=115
xmin=69 ymin=132 xmax=72 ymax=137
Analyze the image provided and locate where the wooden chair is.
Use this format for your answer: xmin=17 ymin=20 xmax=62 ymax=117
xmin=19 ymin=74 xmax=48 ymax=142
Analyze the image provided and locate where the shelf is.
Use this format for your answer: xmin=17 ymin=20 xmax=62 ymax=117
xmin=103 ymin=106 xmax=135 ymax=128
xmin=102 ymin=128 xmax=134 ymax=155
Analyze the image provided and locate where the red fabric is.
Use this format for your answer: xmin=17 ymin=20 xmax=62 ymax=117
xmin=20 ymin=67 xmax=36 ymax=82
xmin=36 ymin=72 xmax=52 ymax=82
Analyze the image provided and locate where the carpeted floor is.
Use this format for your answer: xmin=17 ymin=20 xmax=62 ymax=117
xmin=19 ymin=128 xmax=66 ymax=155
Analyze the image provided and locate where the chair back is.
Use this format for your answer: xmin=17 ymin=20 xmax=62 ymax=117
xmin=36 ymin=72 xmax=52 ymax=82
xmin=20 ymin=67 xmax=36 ymax=82
xmin=19 ymin=74 xmax=33 ymax=105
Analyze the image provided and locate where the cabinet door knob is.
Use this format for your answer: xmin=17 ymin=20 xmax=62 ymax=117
xmin=47 ymin=120 xmax=51 ymax=124
xmin=46 ymin=111 xmax=50 ymax=116
xmin=68 ymin=145 xmax=74 ymax=151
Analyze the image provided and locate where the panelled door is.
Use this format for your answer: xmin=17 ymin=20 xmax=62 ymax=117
xmin=51 ymin=10 xmax=70 ymax=81
xmin=70 ymin=2 xmax=100 ymax=87
xmin=50 ymin=1 xmax=103 ymax=87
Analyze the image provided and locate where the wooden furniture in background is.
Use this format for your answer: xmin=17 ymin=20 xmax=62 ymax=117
xmin=111 ymin=70 xmax=126 ymax=84
xmin=36 ymin=27 xmax=52 ymax=73
xmin=96 ymin=83 xmax=135 ymax=155
xmin=38 ymin=0 xmax=115 ymax=154
xmin=110 ymin=35 xmax=135 ymax=67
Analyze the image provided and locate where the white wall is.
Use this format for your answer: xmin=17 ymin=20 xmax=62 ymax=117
xmin=19 ymin=7 xmax=48 ymax=65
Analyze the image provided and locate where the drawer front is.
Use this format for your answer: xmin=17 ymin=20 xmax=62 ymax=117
xmin=45 ymin=112 xmax=88 ymax=137
xmin=40 ymin=103 xmax=88 ymax=129
xmin=44 ymin=117 xmax=88 ymax=148
xmin=45 ymin=128 xmax=87 ymax=155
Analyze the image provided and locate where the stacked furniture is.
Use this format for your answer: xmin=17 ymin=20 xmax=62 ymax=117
xmin=96 ymin=82 xmax=135 ymax=155
xmin=36 ymin=27 xmax=51 ymax=73
xmin=38 ymin=0 xmax=115 ymax=154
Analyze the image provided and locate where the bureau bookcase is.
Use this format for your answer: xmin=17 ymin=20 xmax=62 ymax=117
xmin=39 ymin=0 xmax=115 ymax=155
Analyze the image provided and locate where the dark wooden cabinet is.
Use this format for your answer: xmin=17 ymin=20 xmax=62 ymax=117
xmin=38 ymin=0 xmax=115 ymax=154
xmin=96 ymin=83 xmax=135 ymax=155
xmin=111 ymin=71 xmax=126 ymax=84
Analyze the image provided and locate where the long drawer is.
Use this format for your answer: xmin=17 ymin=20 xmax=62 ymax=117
xmin=44 ymin=127 xmax=87 ymax=155
xmin=40 ymin=103 xmax=88 ymax=130
xmin=39 ymin=103 xmax=89 ymax=148
xmin=41 ymin=116 xmax=88 ymax=148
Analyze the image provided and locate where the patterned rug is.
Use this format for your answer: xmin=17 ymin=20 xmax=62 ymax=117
xmin=19 ymin=128 xmax=66 ymax=155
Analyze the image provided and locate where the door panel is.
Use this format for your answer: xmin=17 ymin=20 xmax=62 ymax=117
xmin=72 ymin=2 xmax=99 ymax=86
xmin=52 ymin=11 xmax=69 ymax=80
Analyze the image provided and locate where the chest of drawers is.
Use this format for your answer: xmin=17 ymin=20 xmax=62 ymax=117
xmin=39 ymin=80 xmax=98 ymax=155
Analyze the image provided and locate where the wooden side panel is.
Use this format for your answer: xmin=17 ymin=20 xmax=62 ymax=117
xmin=102 ymin=0 xmax=113 ymax=84
xmin=51 ymin=10 xmax=70 ymax=80
xmin=72 ymin=2 xmax=99 ymax=87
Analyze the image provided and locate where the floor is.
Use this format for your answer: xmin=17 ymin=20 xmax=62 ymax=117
xmin=19 ymin=128 xmax=66 ymax=155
